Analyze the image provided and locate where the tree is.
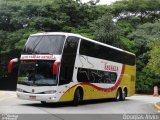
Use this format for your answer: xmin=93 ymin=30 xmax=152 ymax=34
xmin=147 ymin=39 xmax=160 ymax=75
xmin=0 ymin=31 xmax=8 ymax=53
xmin=128 ymin=22 xmax=160 ymax=56
xmin=88 ymin=0 xmax=100 ymax=5
xmin=128 ymin=22 xmax=160 ymax=91
xmin=92 ymin=14 xmax=120 ymax=46
xmin=111 ymin=0 xmax=160 ymax=23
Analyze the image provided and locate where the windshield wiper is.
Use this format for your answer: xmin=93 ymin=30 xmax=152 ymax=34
xmin=18 ymin=80 xmax=34 ymax=86
xmin=34 ymin=83 xmax=54 ymax=86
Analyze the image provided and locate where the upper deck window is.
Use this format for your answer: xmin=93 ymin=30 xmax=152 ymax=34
xmin=23 ymin=35 xmax=65 ymax=55
xmin=80 ymin=39 xmax=135 ymax=66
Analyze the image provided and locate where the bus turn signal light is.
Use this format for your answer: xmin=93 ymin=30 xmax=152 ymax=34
xmin=8 ymin=58 xmax=18 ymax=74
xmin=53 ymin=62 xmax=60 ymax=75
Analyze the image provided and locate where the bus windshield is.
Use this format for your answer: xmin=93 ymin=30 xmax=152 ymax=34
xmin=23 ymin=35 xmax=65 ymax=55
xmin=18 ymin=60 xmax=57 ymax=86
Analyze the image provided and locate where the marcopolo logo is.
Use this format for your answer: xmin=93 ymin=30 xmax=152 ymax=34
xmin=123 ymin=114 xmax=160 ymax=120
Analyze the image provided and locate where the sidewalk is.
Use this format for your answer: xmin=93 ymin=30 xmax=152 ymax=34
xmin=135 ymin=94 xmax=160 ymax=111
xmin=0 ymin=90 xmax=16 ymax=96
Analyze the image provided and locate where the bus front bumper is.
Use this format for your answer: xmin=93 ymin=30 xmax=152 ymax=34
xmin=16 ymin=91 xmax=59 ymax=103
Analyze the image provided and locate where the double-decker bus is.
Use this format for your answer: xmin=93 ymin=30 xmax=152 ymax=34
xmin=8 ymin=32 xmax=136 ymax=105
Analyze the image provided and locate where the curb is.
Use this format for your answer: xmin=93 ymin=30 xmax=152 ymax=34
xmin=154 ymin=102 xmax=160 ymax=110
xmin=135 ymin=94 xmax=152 ymax=96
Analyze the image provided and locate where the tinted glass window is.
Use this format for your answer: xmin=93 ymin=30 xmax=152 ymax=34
xmin=18 ymin=60 xmax=56 ymax=86
xmin=23 ymin=35 xmax=65 ymax=54
xmin=59 ymin=36 xmax=79 ymax=85
xmin=80 ymin=39 xmax=135 ymax=65
xmin=77 ymin=68 xmax=117 ymax=83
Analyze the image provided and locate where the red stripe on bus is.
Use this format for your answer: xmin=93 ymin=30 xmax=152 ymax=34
xmin=59 ymin=64 xmax=126 ymax=100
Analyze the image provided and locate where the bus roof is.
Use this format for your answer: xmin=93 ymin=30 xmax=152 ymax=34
xmin=30 ymin=32 xmax=135 ymax=56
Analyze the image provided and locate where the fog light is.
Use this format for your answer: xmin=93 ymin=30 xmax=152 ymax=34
xmin=52 ymin=97 xmax=56 ymax=100
xmin=44 ymin=90 xmax=56 ymax=94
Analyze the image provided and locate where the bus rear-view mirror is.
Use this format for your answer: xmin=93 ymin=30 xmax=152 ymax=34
xmin=53 ymin=62 xmax=60 ymax=75
xmin=8 ymin=58 xmax=19 ymax=74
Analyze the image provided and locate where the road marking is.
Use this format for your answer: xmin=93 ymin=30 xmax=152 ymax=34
xmin=0 ymin=92 xmax=5 ymax=96
xmin=0 ymin=92 xmax=6 ymax=98
xmin=154 ymin=102 xmax=160 ymax=113
xmin=0 ymin=95 xmax=16 ymax=102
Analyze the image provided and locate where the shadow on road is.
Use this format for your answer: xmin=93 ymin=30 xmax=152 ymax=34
xmin=21 ymin=98 xmax=130 ymax=108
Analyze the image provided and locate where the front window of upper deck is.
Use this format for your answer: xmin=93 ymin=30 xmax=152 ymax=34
xmin=23 ymin=35 xmax=65 ymax=55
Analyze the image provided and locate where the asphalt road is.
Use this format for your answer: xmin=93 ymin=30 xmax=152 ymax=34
xmin=0 ymin=91 xmax=160 ymax=120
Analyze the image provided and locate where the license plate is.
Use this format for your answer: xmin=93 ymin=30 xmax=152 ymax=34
xmin=29 ymin=96 xmax=36 ymax=100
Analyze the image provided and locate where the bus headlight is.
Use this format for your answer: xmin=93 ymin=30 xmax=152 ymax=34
xmin=44 ymin=90 xmax=57 ymax=94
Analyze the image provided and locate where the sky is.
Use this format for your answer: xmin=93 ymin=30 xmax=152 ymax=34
xmin=82 ymin=0 xmax=118 ymax=5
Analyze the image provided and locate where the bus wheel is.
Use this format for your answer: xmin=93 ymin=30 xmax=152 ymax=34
xmin=41 ymin=101 xmax=47 ymax=104
xmin=73 ymin=89 xmax=81 ymax=106
xmin=116 ymin=89 xmax=122 ymax=101
xmin=121 ymin=91 xmax=125 ymax=101
xmin=122 ymin=88 xmax=127 ymax=101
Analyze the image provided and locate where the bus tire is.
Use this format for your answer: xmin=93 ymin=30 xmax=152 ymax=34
xmin=121 ymin=91 xmax=125 ymax=101
xmin=73 ymin=88 xmax=81 ymax=106
xmin=41 ymin=101 xmax=47 ymax=104
xmin=124 ymin=88 xmax=127 ymax=97
xmin=116 ymin=88 xmax=123 ymax=101
xmin=122 ymin=88 xmax=127 ymax=101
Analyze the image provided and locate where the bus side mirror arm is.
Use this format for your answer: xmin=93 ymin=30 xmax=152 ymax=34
xmin=8 ymin=58 xmax=19 ymax=74
xmin=53 ymin=62 xmax=60 ymax=75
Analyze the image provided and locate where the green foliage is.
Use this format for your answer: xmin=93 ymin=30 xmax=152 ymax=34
xmin=13 ymin=29 xmax=38 ymax=49
xmin=128 ymin=22 xmax=160 ymax=91
xmin=147 ymin=39 xmax=160 ymax=75
xmin=136 ymin=67 xmax=160 ymax=90
xmin=119 ymin=36 xmax=135 ymax=53
xmin=111 ymin=0 xmax=160 ymax=23
xmin=128 ymin=22 xmax=160 ymax=55
xmin=92 ymin=14 xmax=119 ymax=45
xmin=0 ymin=0 xmax=101 ymax=53
xmin=0 ymin=31 xmax=9 ymax=53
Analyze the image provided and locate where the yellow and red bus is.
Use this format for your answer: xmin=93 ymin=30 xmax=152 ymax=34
xmin=9 ymin=32 xmax=136 ymax=105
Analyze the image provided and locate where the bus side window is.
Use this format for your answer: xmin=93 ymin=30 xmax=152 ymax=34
xmin=59 ymin=36 xmax=79 ymax=85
